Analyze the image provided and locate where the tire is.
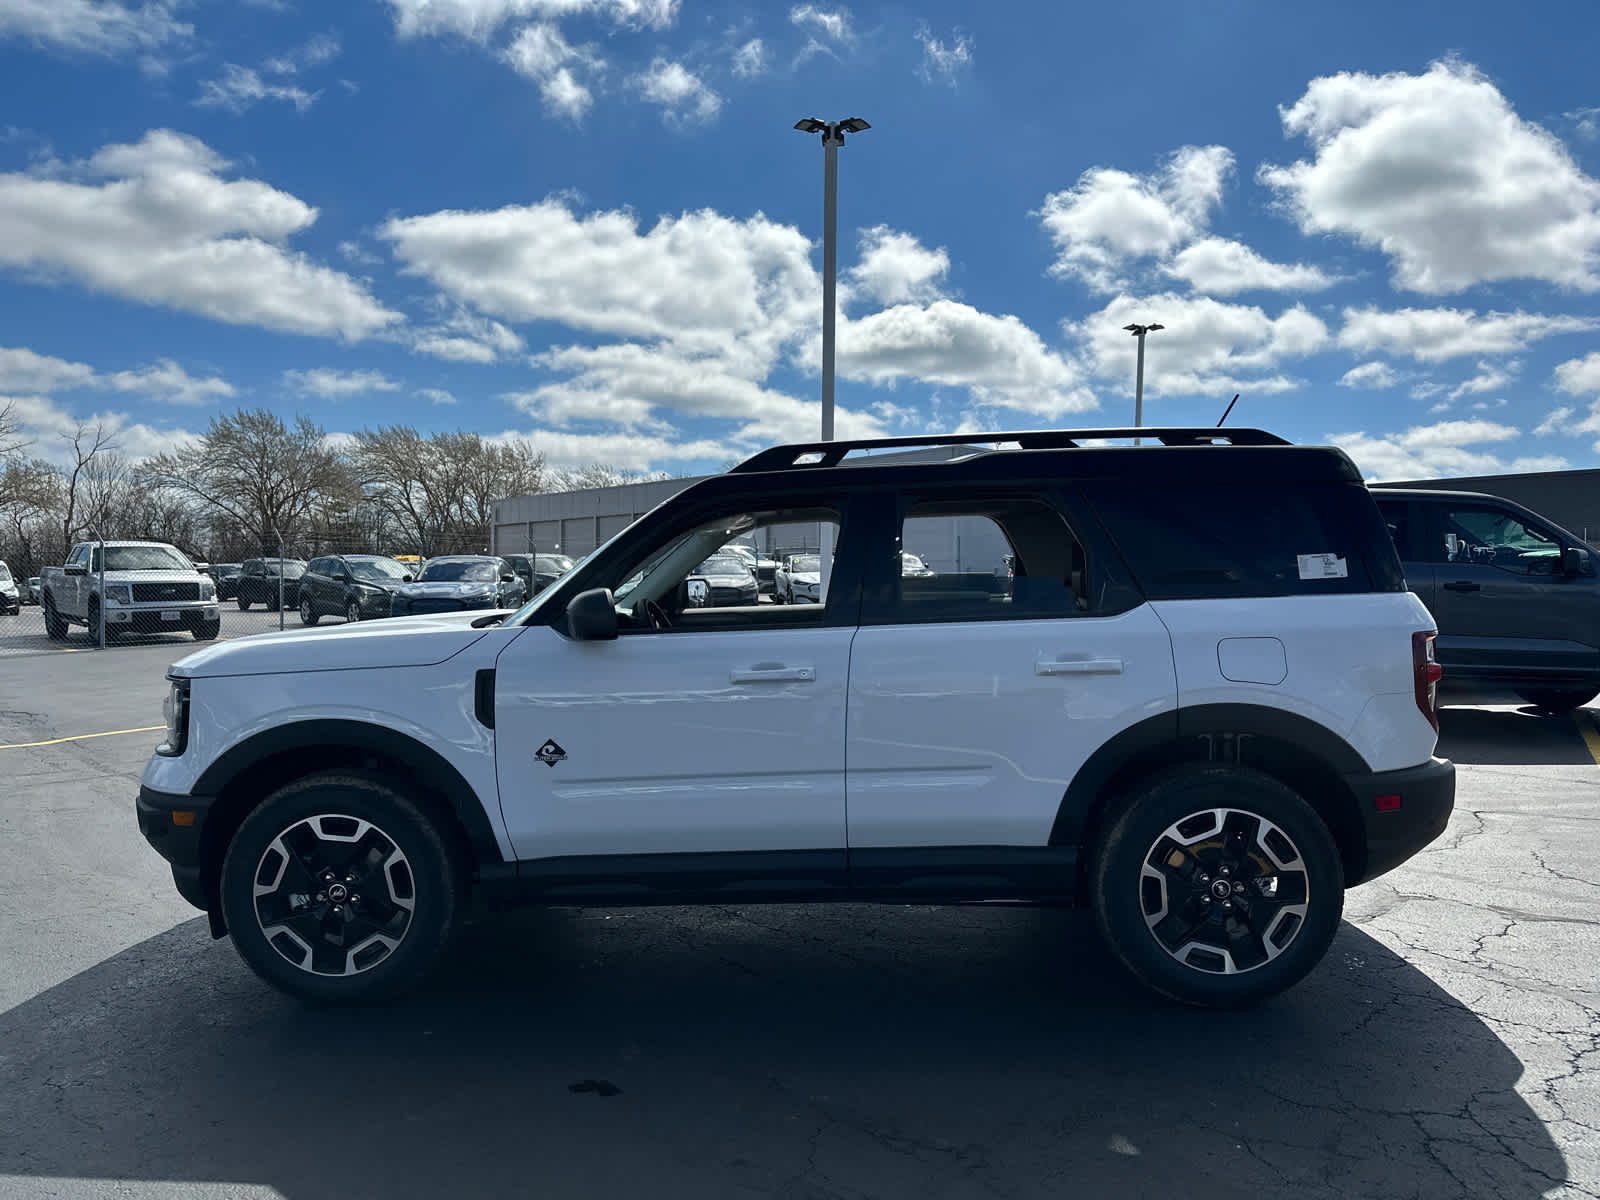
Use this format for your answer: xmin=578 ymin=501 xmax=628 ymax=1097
xmin=218 ymin=772 xmax=463 ymax=1004
xmin=1515 ymin=689 xmax=1598 ymax=714
xmin=345 ymin=599 xmax=362 ymax=624
xmin=43 ymin=596 xmax=67 ymax=640
xmin=237 ymin=596 xmax=251 ymax=611
xmin=266 ymin=592 xmax=281 ymax=612
xmin=192 ymin=619 xmax=221 ymax=641
xmin=300 ymin=596 xmax=320 ymax=626
xmin=1089 ymin=764 xmax=1344 ymax=1008
xmin=88 ymin=598 xmax=117 ymax=643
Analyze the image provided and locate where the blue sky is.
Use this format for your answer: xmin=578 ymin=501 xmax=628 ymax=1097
xmin=2 ymin=0 xmax=1600 ymax=481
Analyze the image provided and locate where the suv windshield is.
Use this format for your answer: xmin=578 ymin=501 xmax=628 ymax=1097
xmin=788 ymin=554 xmax=820 ymax=573
xmin=420 ymin=560 xmax=499 ymax=582
xmin=696 ymin=554 xmax=751 ymax=576
xmin=347 ymin=559 xmax=409 ymax=582
xmin=0 ymin=563 xmax=11 ymax=581
xmin=101 ymin=546 xmax=193 ymax=571
xmin=264 ymin=561 xmax=306 ymax=578
xmin=536 ymin=555 xmax=574 ymax=573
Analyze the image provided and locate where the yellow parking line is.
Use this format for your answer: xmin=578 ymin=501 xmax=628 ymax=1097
xmin=1574 ymin=711 xmax=1600 ymax=772
xmin=0 ymin=724 xmax=163 ymax=750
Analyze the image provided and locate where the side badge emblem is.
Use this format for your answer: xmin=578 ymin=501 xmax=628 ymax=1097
xmin=536 ymin=739 xmax=567 ymax=767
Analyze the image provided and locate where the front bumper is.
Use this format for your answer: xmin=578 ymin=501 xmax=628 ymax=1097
xmin=137 ymin=785 xmax=215 ymax=912
xmin=107 ymin=602 xmax=218 ymax=630
xmin=1343 ymin=756 xmax=1456 ymax=885
xmin=391 ymin=594 xmax=499 ymax=617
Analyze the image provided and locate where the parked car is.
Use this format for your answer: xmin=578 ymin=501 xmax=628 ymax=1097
xmin=297 ymin=554 xmax=415 ymax=625
xmin=690 ymin=551 xmax=760 ymax=607
xmin=901 ymin=552 xmax=934 ymax=578
xmin=390 ymin=555 xmax=526 ymax=617
xmin=503 ymin=553 xmax=576 ymax=598
xmin=209 ymin=563 xmax=242 ymax=601
xmin=1373 ymin=487 xmax=1600 ymax=712
xmin=0 ymin=560 xmax=18 ymax=615
xmin=723 ymin=543 xmax=780 ymax=595
xmin=235 ymin=558 xmax=307 ymax=611
xmin=774 ymin=552 xmax=821 ymax=604
xmin=24 ymin=576 xmax=43 ymax=606
xmin=40 ymin=540 xmax=218 ymax=641
xmin=138 ymin=425 xmax=1453 ymax=1008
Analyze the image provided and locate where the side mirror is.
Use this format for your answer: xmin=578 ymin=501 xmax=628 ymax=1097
xmin=1564 ymin=546 xmax=1590 ymax=576
xmin=685 ymin=577 xmax=710 ymax=608
xmin=64 ymin=563 xmax=87 ymax=577
xmin=501 ymin=572 xmax=515 ymax=582
xmin=401 ymin=574 xmax=413 ymax=583
xmin=566 ymin=587 xmax=618 ymax=641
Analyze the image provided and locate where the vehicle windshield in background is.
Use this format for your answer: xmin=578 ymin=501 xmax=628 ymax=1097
xmin=265 ymin=561 xmax=306 ymax=578
xmin=101 ymin=546 xmax=193 ymax=571
xmin=696 ymin=554 xmax=751 ymax=576
xmin=348 ymin=559 xmax=409 ymax=582
xmin=789 ymin=554 xmax=820 ymax=573
xmin=536 ymin=555 xmax=574 ymax=573
xmin=215 ymin=565 xmax=240 ymax=578
xmin=420 ymin=560 xmax=499 ymax=582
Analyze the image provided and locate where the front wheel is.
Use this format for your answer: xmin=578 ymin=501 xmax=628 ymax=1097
xmin=43 ymin=596 xmax=67 ymax=640
xmin=300 ymin=596 xmax=320 ymax=626
xmin=1516 ymin=688 xmax=1598 ymax=714
xmin=192 ymin=619 xmax=220 ymax=641
xmin=219 ymin=773 xmax=462 ymax=1004
xmin=1089 ymin=764 xmax=1344 ymax=1008
xmin=345 ymin=599 xmax=362 ymax=624
xmin=237 ymin=596 xmax=251 ymax=611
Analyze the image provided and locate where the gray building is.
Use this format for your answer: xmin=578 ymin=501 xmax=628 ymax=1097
xmin=1374 ymin=468 xmax=1600 ymax=546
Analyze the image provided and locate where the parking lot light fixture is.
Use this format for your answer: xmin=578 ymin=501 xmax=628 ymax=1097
xmin=1123 ymin=322 xmax=1164 ymax=445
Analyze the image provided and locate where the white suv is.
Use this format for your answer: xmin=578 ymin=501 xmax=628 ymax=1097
xmin=137 ymin=428 xmax=1454 ymax=1007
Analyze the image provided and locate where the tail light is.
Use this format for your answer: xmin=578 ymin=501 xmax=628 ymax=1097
xmin=1412 ymin=631 xmax=1442 ymax=731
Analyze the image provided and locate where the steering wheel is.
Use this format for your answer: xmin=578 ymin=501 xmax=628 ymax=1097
xmin=643 ymin=598 xmax=671 ymax=631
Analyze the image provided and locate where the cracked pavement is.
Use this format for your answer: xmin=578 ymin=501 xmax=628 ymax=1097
xmin=0 ymin=648 xmax=1596 ymax=1199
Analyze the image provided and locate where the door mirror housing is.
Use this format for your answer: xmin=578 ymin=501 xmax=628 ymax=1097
xmin=566 ymin=588 xmax=618 ymax=641
xmin=501 ymin=572 xmax=515 ymax=582
xmin=1564 ymin=545 xmax=1591 ymax=576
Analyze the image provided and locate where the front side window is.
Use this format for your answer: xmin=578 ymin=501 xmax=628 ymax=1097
xmin=1438 ymin=506 xmax=1563 ymax=575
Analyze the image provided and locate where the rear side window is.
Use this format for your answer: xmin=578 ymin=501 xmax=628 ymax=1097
xmin=1084 ymin=481 xmax=1404 ymax=600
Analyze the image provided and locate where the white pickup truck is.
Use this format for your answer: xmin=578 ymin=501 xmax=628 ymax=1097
xmin=41 ymin=540 xmax=220 ymax=641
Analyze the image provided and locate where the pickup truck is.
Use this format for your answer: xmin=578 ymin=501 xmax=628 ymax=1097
xmin=41 ymin=540 xmax=220 ymax=642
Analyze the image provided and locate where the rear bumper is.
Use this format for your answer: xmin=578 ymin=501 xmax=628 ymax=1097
xmin=137 ymin=785 xmax=215 ymax=912
xmin=1343 ymin=757 xmax=1456 ymax=886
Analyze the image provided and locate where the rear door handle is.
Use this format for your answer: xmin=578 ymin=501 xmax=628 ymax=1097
xmin=1036 ymin=657 xmax=1123 ymax=676
xmin=1442 ymin=580 xmax=1481 ymax=592
xmin=730 ymin=664 xmax=815 ymax=684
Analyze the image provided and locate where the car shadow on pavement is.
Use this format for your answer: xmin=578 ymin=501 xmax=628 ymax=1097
xmin=0 ymin=905 xmax=1568 ymax=1200
xmin=1437 ymin=703 xmax=1598 ymax=767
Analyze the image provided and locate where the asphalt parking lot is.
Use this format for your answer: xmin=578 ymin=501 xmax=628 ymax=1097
xmin=0 ymin=639 xmax=1596 ymax=1200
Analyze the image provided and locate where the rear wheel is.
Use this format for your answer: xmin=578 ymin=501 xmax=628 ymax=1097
xmin=1516 ymin=689 xmax=1598 ymax=714
xmin=1090 ymin=764 xmax=1344 ymax=1008
xmin=43 ymin=595 xmax=67 ymax=640
xmin=300 ymin=596 xmax=320 ymax=626
xmin=237 ymin=596 xmax=251 ymax=611
xmin=219 ymin=773 xmax=463 ymax=1004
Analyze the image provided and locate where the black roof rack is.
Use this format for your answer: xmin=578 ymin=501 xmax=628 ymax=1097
xmin=730 ymin=427 xmax=1289 ymax=473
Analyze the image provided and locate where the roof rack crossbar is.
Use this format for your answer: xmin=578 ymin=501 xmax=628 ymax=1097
xmin=730 ymin=427 xmax=1288 ymax=473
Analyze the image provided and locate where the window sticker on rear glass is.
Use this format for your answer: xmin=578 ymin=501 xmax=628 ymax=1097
xmin=1297 ymin=553 xmax=1348 ymax=580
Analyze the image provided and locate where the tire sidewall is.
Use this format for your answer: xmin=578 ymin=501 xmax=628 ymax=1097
xmin=346 ymin=599 xmax=361 ymax=623
xmin=1091 ymin=765 xmax=1344 ymax=1007
xmin=219 ymin=776 xmax=459 ymax=1004
xmin=300 ymin=596 xmax=317 ymax=625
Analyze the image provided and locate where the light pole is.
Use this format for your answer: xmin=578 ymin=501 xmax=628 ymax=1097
xmin=1123 ymin=322 xmax=1163 ymax=443
xmin=794 ymin=117 xmax=870 ymax=442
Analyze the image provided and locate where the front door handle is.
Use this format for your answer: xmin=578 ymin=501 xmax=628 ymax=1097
xmin=1442 ymin=580 xmax=1481 ymax=592
xmin=730 ymin=664 xmax=815 ymax=684
xmin=1036 ymin=657 xmax=1123 ymax=676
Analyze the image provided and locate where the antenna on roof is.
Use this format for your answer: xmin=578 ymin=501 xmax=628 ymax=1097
xmin=1217 ymin=394 xmax=1240 ymax=427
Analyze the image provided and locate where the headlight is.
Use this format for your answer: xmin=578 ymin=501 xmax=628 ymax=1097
xmin=199 ymin=578 xmax=216 ymax=599
xmin=105 ymin=583 xmax=132 ymax=604
xmin=157 ymin=676 xmax=190 ymax=757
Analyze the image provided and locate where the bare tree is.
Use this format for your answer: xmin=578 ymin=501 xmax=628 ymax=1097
xmin=139 ymin=409 xmax=357 ymax=555
xmin=59 ymin=421 xmax=120 ymax=547
xmin=0 ymin=457 xmax=63 ymax=577
xmin=0 ymin=398 xmax=27 ymax=463
xmin=546 ymin=463 xmax=668 ymax=491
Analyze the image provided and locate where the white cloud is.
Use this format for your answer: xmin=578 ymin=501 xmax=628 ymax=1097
xmin=196 ymin=64 xmax=319 ymax=113
xmin=1448 ymin=359 xmax=1518 ymax=401
xmin=418 ymin=387 xmax=457 ymax=405
xmin=0 ymin=0 xmax=189 ymax=56
xmin=915 ymin=24 xmax=971 ymax=86
xmin=1163 ymin=237 xmax=1339 ymax=295
xmin=1567 ymin=106 xmax=1600 ymax=142
xmin=1261 ymin=59 xmax=1600 ymax=293
xmin=283 ymin=368 xmax=401 ymax=398
xmin=1338 ymin=306 xmax=1595 ymax=362
xmin=263 ymin=31 xmax=340 ymax=74
xmin=789 ymin=4 xmax=852 ymax=42
xmin=494 ymin=426 xmax=726 ymax=473
xmin=0 ymin=346 xmax=97 ymax=393
xmin=0 ymin=130 xmax=399 ymax=339
xmin=1554 ymin=351 xmax=1600 ymax=396
xmin=1338 ymin=361 xmax=1398 ymax=389
xmin=409 ymin=309 xmax=526 ymax=363
xmin=630 ymin=58 xmax=720 ymax=125
xmin=338 ymin=239 xmax=381 ymax=266
xmin=838 ymin=301 xmax=1094 ymax=418
xmin=1066 ymin=293 xmax=1328 ymax=399
xmin=3 ymin=392 xmax=200 ymax=466
xmin=1038 ymin=146 xmax=1233 ymax=291
xmin=847 ymin=225 xmax=949 ymax=306
xmin=101 ymin=359 xmax=234 ymax=406
xmin=385 ymin=0 xmax=678 ymax=41
xmin=1331 ymin=420 xmax=1566 ymax=481
xmin=1534 ymin=407 xmax=1574 ymax=436
xmin=502 ymin=22 xmax=602 ymax=120
xmin=731 ymin=37 xmax=765 ymax=78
